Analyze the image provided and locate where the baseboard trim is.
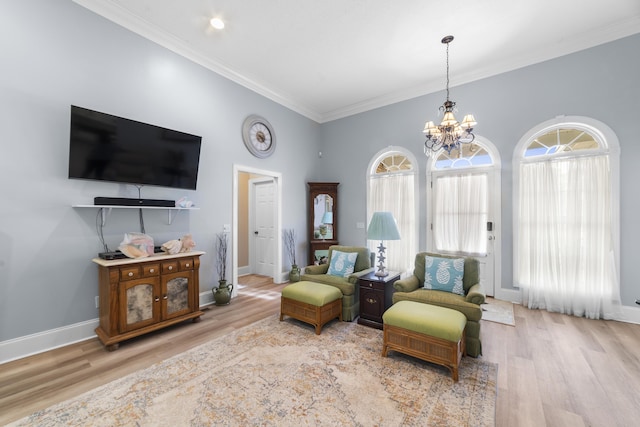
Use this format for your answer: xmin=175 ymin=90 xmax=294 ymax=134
xmin=1 ymin=291 xmax=219 ymax=365
xmin=617 ymin=304 xmax=640 ymax=324
xmin=494 ymin=287 xmax=521 ymax=303
xmin=199 ymin=289 xmax=215 ymax=307
xmin=0 ymin=319 xmax=99 ymax=365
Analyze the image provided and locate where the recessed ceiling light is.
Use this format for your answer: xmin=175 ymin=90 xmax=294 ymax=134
xmin=210 ymin=17 xmax=225 ymax=30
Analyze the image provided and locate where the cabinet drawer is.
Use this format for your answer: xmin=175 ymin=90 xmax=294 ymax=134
xmin=179 ymin=257 xmax=194 ymax=271
xmin=119 ymin=266 xmax=141 ymax=281
xmin=142 ymin=263 xmax=160 ymax=277
xmin=162 ymin=260 xmax=179 ymax=274
xmin=360 ymin=280 xmax=383 ymax=290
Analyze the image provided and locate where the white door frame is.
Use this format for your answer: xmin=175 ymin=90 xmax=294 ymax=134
xmin=233 ymin=164 xmax=283 ymax=293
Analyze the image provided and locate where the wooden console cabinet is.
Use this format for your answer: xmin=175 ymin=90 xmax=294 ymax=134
xmin=92 ymin=251 xmax=205 ymax=351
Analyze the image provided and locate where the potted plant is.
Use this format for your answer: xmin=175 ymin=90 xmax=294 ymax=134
xmin=283 ymin=228 xmax=300 ymax=282
xmin=212 ymin=232 xmax=233 ymax=305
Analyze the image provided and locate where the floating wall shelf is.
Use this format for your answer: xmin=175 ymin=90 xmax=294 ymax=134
xmin=72 ymin=205 xmax=199 ymax=226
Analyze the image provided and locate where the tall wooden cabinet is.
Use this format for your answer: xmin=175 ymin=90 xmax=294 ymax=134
xmin=93 ymin=251 xmax=205 ymax=350
xmin=307 ymin=182 xmax=339 ymax=265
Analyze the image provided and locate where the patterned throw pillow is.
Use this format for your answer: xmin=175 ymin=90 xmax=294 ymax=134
xmin=327 ymin=250 xmax=359 ymax=277
xmin=424 ymin=255 xmax=465 ymax=295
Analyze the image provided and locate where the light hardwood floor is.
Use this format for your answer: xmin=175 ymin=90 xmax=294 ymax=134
xmin=2 ymin=276 xmax=640 ymax=426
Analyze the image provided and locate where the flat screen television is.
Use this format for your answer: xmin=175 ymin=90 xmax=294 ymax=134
xmin=68 ymin=105 xmax=202 ymax=190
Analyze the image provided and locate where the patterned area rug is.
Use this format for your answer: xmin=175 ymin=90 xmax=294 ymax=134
xmin=10 ymin=315 xmax=497 ymax=427
xmin=481 ymin=297 xmax=516 ymax=326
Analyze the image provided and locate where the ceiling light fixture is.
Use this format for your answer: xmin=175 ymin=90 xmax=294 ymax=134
xmin=210 ymin=17 xmax=225 ymax=30
xmin=423 ymin=35 xmax=476 ymax=157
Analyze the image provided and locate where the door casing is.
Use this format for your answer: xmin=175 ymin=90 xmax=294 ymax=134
xmin=233 ymin=164 xmax=283 ymax=294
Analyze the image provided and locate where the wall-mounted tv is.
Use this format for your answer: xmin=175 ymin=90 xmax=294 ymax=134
xmin=68 ymin=105 xmax=202 ymax=190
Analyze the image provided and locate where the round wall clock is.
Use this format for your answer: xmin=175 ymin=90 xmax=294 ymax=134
xmin=242 ymin=115 xmax=276 ymax=158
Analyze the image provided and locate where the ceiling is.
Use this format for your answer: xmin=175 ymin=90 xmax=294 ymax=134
xmin=74 ymin=0 xmax=640 ymax=123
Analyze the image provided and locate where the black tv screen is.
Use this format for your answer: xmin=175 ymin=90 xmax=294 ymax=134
xmin=68 ymin=105 xmax=202 ymax=190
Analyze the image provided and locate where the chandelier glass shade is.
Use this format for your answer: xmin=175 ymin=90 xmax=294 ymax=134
xmin=423 ymin=35 xmax=477 ymax=157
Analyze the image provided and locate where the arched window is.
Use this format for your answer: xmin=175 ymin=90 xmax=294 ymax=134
xmin=427 ymin=137 xmax=502 ymax=296
xmin=367 ymin=147 xmax=418 ymax=275
xmin=513 ymin=116 xmax=621 ymax=319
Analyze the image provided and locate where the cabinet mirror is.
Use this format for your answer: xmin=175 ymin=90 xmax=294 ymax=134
xmin=313 ymin=193 xmax=334 ymax=239
xmin=307 ymin=182 xmax=339 ymax=265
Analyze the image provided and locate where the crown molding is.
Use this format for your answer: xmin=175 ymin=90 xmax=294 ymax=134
xmin=73 ymin=1 xmax=640 ymax=124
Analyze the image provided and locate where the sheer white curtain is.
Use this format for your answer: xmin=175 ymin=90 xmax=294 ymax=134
xmin=517 ymin=155 xmax=620 ymax=319
xmin=368 ymin=173 xmax=415 ymax=275
xmin=433 ymin=174 xmax=488 ymax=255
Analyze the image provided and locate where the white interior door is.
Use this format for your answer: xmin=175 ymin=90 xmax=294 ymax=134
xmin=428 ymin=171 xmax=497 ymax=297
xmin=250 ymin=178 xmax=275 ymax=276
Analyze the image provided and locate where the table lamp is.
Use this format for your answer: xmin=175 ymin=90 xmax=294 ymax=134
xmin=367 ymin=212 xmax=401 ymax=277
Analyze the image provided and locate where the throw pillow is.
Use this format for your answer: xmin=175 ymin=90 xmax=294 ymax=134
xmin=424 ymin=255 xmax=465 ymax=295
xmin=327 ymin=250 xmax=358 ymax=277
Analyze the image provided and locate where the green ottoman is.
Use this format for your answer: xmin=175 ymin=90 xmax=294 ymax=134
xmin=280 ymin=281 xmax=342 ymax=334
xmin=382 ymin=300 xmax=467 ymax=381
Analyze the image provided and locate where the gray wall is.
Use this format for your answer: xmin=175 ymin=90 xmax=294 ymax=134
xmin=320 ymin=34 xmax=640 ymax=306
xmin=0 ymin=0 xmax=320 ymax=342
xmin=1 ymin=0 xmax=639 ymax=347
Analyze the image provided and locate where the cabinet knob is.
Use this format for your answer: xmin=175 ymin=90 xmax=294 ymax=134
xmin=150 ymin=268 xmax=155 ymax=273
xmin=163 ymin=295 xmax=168 ymax=300
xmin=128 ymin=272 xmax=133 ymax=277
xmin=185 ymin=263 xmax=190 ymax=268
xmin=154 ymin=296 xmax=160 ymax=302
xmin=366 ymin=297 xmax=377 ymax=304
xmin=168 ymin=266 xmax=173 ymax=271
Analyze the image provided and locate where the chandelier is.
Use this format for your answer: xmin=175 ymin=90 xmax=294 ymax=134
xmin=423 ymin=35 xmax=477 ymax=157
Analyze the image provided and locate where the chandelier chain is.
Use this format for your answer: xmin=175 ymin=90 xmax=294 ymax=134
xmin=445 ymin=41 xmax=450 ymax=102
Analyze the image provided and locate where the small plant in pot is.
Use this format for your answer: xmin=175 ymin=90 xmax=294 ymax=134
xmin=283 ymin=228 xmax=300 ymax=282
xmin=212 ymin=232 xmax=233 ymax=305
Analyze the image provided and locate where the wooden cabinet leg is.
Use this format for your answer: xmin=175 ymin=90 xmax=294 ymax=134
xmin=106 ymin=343 xmax=119 ymax=351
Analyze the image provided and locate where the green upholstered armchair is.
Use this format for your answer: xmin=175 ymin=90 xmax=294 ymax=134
xmin=300 ymin=245 xmax=374 ymax=321
xmin=391 ymin=252 xmax=486 ymax=357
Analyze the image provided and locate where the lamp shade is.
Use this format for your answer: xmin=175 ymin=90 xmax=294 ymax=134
xmin=321 ymin=211 xmax=333 ymax=224
xmin=367 ymin=212 xmax=401 ymax=241
xmin=461 ymin=114 xmax=477 ymax=129
xmin=440 ymin=111 xmax=458 ymax=127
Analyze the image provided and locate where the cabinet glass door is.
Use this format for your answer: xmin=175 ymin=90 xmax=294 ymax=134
xmin=119 ymin=279 xmax=160 ymax=332
xmin=163 ymin=271 xmax=193 ymax=319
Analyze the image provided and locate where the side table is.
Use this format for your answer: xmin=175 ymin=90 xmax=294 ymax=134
xmin=357 ymin=270 xmax=400 ymax=329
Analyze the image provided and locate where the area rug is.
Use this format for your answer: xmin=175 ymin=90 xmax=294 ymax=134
xmin=481 ymin=297 xmax=516 ymax=326
xmin=10 ymin=315 xmax=497 ymax=427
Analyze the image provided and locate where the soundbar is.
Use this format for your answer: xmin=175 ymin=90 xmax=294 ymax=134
xmin=94 ymin=197 xmax=175 ymax=207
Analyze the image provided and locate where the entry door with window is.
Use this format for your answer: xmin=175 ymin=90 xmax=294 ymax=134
xmin=250 ymin=178 xmax=276 ymax=276
xmin=427 ymin=140 xmax=500 ymax=296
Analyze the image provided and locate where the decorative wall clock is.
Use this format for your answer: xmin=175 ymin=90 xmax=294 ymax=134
xmin=242 ymin=115 xmax=276 ymax=158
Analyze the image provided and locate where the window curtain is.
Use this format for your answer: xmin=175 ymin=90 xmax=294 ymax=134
xmin=368 ymin=173 xmax=416 ymax=275
xmin=517 ymin=155 xmax=620 ymax=319
xmin=433 ymin=173 xmax=488 ymax=255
